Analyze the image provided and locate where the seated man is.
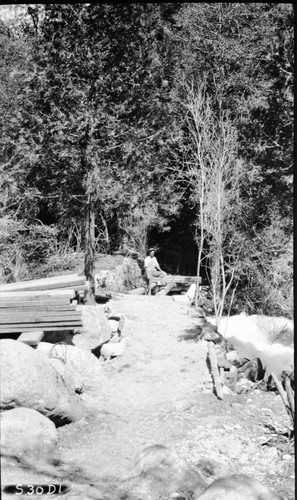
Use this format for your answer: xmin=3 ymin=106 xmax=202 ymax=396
xmin=144 ymin=248 xmax=166 ymax=293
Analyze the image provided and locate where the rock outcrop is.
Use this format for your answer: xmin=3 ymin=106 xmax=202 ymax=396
xmin=0 ymin=339 xmax=85 ymax=426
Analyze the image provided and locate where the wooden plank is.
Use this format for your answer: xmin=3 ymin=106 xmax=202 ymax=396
xmin=0 ymin=319 xmax=81 ymax=327
xmin=0 ymin=300 xmax=76 ymax=308
xmin=0 ymin=317 xmax=82 ymax=324
xmin=0 ymin=313 xmax=82 ymax=324
xmin=0 ymin=322 xmax=82 ymax=333
xmin=0 ymin=273 xmax=84 ymax=288
xmin=156 ymin=281 xmax=176 ymax=296
xmin=0 ymin=275 xmax=86 ymax=293
xmin=162 ymin=275 xmax=200 ymax=284
xmin=0 ymin=311 xmax=82 ymax=328
xmin=0 ymin=280 xmax=86 ymax=293
xmin=0 ymin=309 xmax=81 ymax=318
xmin=208 ymin=341 xmax=224 ymax=400
xmin=0 ymin=295 xmax=73 ymax=303
xmin=0 ymin=325 xmax=81 ymax=334
xmin=0 ymin=298 xmax=74 ymax=306
xmin=0 ymin=289 xmax=74 ymax=299
xmin=61 ymin=284 xmax=89 ymax=292
xmin=0 ymin=281 xmax=78 ymax=293
xmin=1 ymin=273 xmax=81 ymax=285
xmin=0 ymin=321 xmax=83 ymax=336
xmin=17 ymin=331 xmax=44 ymax=346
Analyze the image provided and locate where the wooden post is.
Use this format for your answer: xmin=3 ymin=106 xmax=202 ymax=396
xmin=271 ymin=372 xmax=294 ymax=427
xmin=84 ymin=192 xmax=96 ymax=304
xmin=284 ymin=375 xmax=295 ymax=418
xmin=208 ymin=341 xmax=224 ymax=400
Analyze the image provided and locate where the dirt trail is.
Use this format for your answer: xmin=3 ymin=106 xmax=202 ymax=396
xmin=55 ymin=295 xmax=293 ymax=500
xmin=58 ymin=295 xmax=213 ymax=477
xmin=2 ymin=295 xmax=294 ymax=499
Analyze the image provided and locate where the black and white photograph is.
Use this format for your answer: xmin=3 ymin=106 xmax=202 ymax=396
xmin=0 ymin=3 xmax=294 ymax=499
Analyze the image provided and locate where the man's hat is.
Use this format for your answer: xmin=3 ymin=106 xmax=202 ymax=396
xmin=148 ymin=248 xmax=155 ymax=253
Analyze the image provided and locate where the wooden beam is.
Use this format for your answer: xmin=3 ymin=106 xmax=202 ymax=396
xmin=4 ymin=273 xmax=81 ymax=284
xmin=208 ymin=341 xmax=224 ymax=400
xmin=0 ymin=276 xmax=86 ymax=293
xmin=0 ymin=313 xmax=82 ymax=324
xmin=0 ymin=303 xmax=77 ymax=310
xmin=0 ymin=280 xmax=85 ymax=293
xmin=84 ymin=191 xmax=96 ymax=304
xmin=17 ymin=331 xmax=44 ymax=347
xmin=0 ymin=322 xmax=82 ymax=333
xmin=156 ymin=282 xmax=176 ymax=295
xmin=0 ymin=309 xmax=81 ymax=317
xmin=1 ymin=325 xmax=81 ymax=333
xmin=60 ymin=284 xmax=89 ymax=292
xmin=0 ymin=316 xmax=82 ymax=323
xmin=0 ymin=276 xmax=83 ymax=289
xmin=0 ymin=317 xmax=82 ymax=325
xmin=0 ymin=325 xmax=82 ymax=334
xmin=0 ymin=289 xmax=74 ymax=299
xmin=0 ymin=273 xmax=84 ymax=287
xmin=162 ymin=276 xmax=200 ymax=284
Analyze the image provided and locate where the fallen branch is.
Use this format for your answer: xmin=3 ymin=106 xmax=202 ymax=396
xmin=284 ymin=374 xmax=295 ymax=421
xmin=208 ymin=341 xmax=224 ymax=400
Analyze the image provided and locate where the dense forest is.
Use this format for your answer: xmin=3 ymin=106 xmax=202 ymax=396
xmin=0 ymin=3 xmax=293 ymax=317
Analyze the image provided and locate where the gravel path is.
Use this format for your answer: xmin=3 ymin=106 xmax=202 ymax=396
xmin=2 ymin=295 xmax=294 ymax=500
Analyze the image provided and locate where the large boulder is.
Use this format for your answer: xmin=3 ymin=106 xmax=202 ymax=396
xmin=95 ymin=256 xmax=144 ymax=293
xmin=1 ymin=407 xmax=57 ymax=463
xmin=122 ymin=445 xmax=208 ymax=499
xmin=37 ymin=342 xmax=104 ymax=395
xmin=0 ymin=339 xmax=85 ymax=426
xmin=75 ymin=305 xmax=113 ymax=348
xmin=237 ymin=357 xmax=265 ymax=382
xmin=195 ymin=474 xmax=282 ymax=499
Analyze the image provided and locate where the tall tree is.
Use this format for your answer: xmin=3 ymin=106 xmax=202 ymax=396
xmin=183 ymin=83 xmax=245 ymax=323
xmin=18 ymin=4 xmax=183 ymax=253
xmin=171 ymin=3 xmax=293 ymax=226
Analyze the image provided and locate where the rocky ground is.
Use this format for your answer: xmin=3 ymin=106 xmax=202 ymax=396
xmin=1 ymin=294 xmax=294 ymax=499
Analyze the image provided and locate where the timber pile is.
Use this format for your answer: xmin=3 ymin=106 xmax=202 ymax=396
xmin=0 ymin=274 xmax=87 ymax=336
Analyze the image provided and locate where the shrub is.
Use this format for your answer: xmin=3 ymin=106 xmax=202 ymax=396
xmin=0 ymin=217 xmax=58 ymax=283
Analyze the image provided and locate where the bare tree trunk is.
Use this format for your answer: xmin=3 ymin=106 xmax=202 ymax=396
xmin=182 ymin=83 xmax=243 ymax=324
xmin=210 ymin=248 xmax=221 ymax=326
xmin=100 ymin=214 xmax=110 ymax=253
xmin=84 ymin=192 xmax=95 ymax=304
xmin=195 ymin=177 xmax=205 ymax=308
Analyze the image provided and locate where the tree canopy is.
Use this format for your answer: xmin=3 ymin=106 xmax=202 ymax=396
xmin=0 ymin=3 xmax=293 ymax=316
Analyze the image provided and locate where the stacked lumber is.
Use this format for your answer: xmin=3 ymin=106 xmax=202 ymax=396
xmin=0 ymin=274 xmax=86 ymax=336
